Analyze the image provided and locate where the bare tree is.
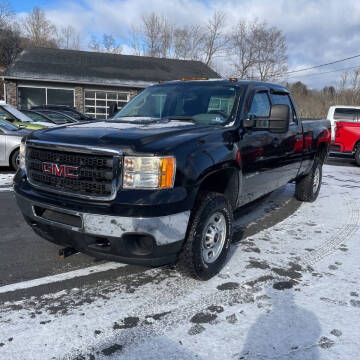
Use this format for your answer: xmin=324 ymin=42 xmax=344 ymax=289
xmin=173 ymin=25 xmax=204 ymax=60
xmin=159 ymin=17 xmax=172 ymax=58
xmin=88 ymin=34 xmax=122 ymax=54
xmin=22 ymin=7 xmax=58 ymax=48
xmin=102 ymin=34 xmax=122 ymax=54
xmin=202 ymin=11 xmax=228 ymax=66
xmin=58 ymin=25 xmax=81 ymax=50
xmin=88 ymin=35 xmax=101 ymax=52
xmin=228 ymin=19 xmax=287 ymax=81
xmin=229 ymin=20 xmax=257 ymax=79
xmin=141 ymin=13 xmax=173 ymax=57
xmin=142 ymin=13 xmax=164 ymax=57
xmin=0 ymin=23 xmax=21 ymax=66
xmin=252 ymin=23 xmax=287 ymax=81
xmin=286 ymin=68 xmax=360 ymax=119
xmin=128 ymin=25 xmax=142 ymax=56
xmin=0 ymin=0 xmax=13 ymax=28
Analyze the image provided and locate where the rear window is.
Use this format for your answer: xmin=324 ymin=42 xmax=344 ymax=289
xmin=334 ymin=108 xmax=358 ymax=121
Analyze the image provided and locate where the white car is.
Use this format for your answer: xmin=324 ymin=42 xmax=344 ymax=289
xmin=0 ymin=119 xmax=30 ymax=169
xmin=327 ymin=105 xmax=360 ymax=141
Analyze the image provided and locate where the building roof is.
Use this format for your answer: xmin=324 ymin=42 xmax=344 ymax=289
xmin=3 ymin=47 xmax=220 ymax=88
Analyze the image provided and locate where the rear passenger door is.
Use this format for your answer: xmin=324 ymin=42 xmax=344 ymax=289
xmin=269 ymin=92 xmax=303 ymax=182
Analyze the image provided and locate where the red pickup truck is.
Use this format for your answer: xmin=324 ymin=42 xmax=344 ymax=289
xmin=328 ymin=106 xmax=360 ymax=166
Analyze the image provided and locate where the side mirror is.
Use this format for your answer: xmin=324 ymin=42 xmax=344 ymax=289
xmin=243 ymin=115 xmax=256 ymax=129
xmin=269 ymin=104 xmax=290 ymax=133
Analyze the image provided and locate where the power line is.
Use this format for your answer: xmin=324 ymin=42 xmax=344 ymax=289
xmin=284 ymin=64 xmax=360 ymax=80
xmin=283 ymin=54 xmax=360 ymax=75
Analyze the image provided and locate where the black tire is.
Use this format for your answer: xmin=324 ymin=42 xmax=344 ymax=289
xmin=10 ymin=149 xmax=20 ymax=171
xmin=355 ymin=146 xmax=360 ymax=166
xmin=295 ymin=158 xmax=322 ymax=202
xmin=177 ymin=192 xmax=233 ymax=280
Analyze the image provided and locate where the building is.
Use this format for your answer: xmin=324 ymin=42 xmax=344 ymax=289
xmin=2 ymin=47 xmax=220 ymax=119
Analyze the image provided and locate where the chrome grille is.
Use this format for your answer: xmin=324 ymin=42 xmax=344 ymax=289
xmin=25 ymin=143 xmax=120 ymax=200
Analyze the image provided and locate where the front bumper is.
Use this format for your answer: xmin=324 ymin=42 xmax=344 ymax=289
xmin=15 ymin=192 xmax=190 ymax=266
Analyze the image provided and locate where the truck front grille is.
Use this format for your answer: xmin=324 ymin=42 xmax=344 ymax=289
xmin=26 ymin=144 xmax=119 ymax=200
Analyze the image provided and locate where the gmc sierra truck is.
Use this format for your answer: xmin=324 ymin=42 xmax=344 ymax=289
xmin=14 ymin=79 xmax=331 ymax=280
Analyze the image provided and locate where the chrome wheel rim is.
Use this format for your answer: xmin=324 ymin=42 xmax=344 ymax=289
xmin=313 ymin=167 xmax=320 ymax=193
xmin=202 ymin=212 xmax=227 ymax=264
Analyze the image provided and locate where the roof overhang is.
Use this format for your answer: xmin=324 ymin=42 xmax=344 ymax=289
xmin=2 ymin=75 xmax=154 ymax=89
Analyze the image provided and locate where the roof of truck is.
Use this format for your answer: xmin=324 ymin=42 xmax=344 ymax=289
xmin=157 ymin=78 xmax=289 ymax=91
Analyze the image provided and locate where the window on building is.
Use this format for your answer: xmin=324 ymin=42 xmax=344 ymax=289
xmin=18 ymin=87 xmax=74 ymax=109
xmin=47 ymin=89 xmax=74 ymax=107
xmin=18 ymin=87 xmax=46 ymax=109
xmin=84 ymin=91 xmax=131 ymax=119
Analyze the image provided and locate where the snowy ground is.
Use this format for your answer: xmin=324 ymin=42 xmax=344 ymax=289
xmin=0 ymin=173 xmax=14 ymax=192
xmin=0 ymin=163 xmax=360 ymax=359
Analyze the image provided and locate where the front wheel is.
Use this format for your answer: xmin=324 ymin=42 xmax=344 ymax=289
xmin=177 ymin=192 xmax=233 ymax=280
xmin=295 ymin=158 xmax=322 ymax=202
xmin=10 ymin=149 xmax=20 ymax=171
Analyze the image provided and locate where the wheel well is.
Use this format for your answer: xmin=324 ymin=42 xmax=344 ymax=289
xmin=353 ymin=139 xmax=360 ymax=153
xmin=198 ymin=168 xmax=238 ymax=208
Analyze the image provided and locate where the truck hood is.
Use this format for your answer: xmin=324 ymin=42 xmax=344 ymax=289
xmin=27 ymin=118 xmax=219 ymax=154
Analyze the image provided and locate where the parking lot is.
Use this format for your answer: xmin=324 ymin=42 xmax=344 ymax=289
xmin=0 ymin=157 xmax=359 ymax=359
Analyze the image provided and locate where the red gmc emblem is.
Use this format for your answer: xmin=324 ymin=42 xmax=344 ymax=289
xmin=42 ymin=162 xmax=79 ymax=179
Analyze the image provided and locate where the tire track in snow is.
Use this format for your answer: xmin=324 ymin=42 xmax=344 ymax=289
xmin=300 ymin=194 xmax=360 ymax=266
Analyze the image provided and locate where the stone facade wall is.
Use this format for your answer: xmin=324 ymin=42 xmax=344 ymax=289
xmin=74 ymin=86 xmax=84 ymax=112
xmin=5 ymin=80 xmax=17 ymax=107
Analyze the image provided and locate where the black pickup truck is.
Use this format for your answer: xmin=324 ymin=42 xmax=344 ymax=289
xmin=14 ymin=79 xmax=331 ymax=280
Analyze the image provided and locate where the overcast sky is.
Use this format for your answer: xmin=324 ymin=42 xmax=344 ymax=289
xmin=10 ymin=0 xmax=360 ymax=89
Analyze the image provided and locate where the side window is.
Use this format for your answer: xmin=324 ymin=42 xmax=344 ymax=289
xmin=270 ymin=94 xmax=295 ymax=123
xmin=334 ymin=108 xmax=356 ymax=122
xmin=248 ymin=92 xmax=271 ymax=117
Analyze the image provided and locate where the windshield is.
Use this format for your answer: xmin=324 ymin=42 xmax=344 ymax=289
xmin=0 ymin=119 xmax=18 ymax=131
xmin=40 ymin=112 xmax=72 ymax=124
xmin=22 ymin=111 xmax=53 ymax=123
xmin=114 ymin=83 xmax=242 ymax=126
xmin=3 ymin=104 xmax=34 ymax=123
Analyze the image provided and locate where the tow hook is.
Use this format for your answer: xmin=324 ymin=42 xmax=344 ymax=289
xmin=59 ymin=247 xmax=78 ymax=259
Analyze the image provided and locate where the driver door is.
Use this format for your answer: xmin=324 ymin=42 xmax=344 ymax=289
xmin=238 ymin=90 xmax=281 ymax=205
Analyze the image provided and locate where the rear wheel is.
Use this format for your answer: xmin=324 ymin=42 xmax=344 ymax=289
xmin=355 ymin=146 xmax=360 ymax=166
xmin=177 ymin=192 xmax=233 ymax=280
xmin=295 ymin=158 xmax=322 ymax=202
xmin=10 ymin=149 xmax=20 ymax=171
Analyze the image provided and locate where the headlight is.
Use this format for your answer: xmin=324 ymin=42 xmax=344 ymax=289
xmin=123 ymin=156 xmax=175 ymax=189
xmin=19 ymin=140 xmax=26 ymax=171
